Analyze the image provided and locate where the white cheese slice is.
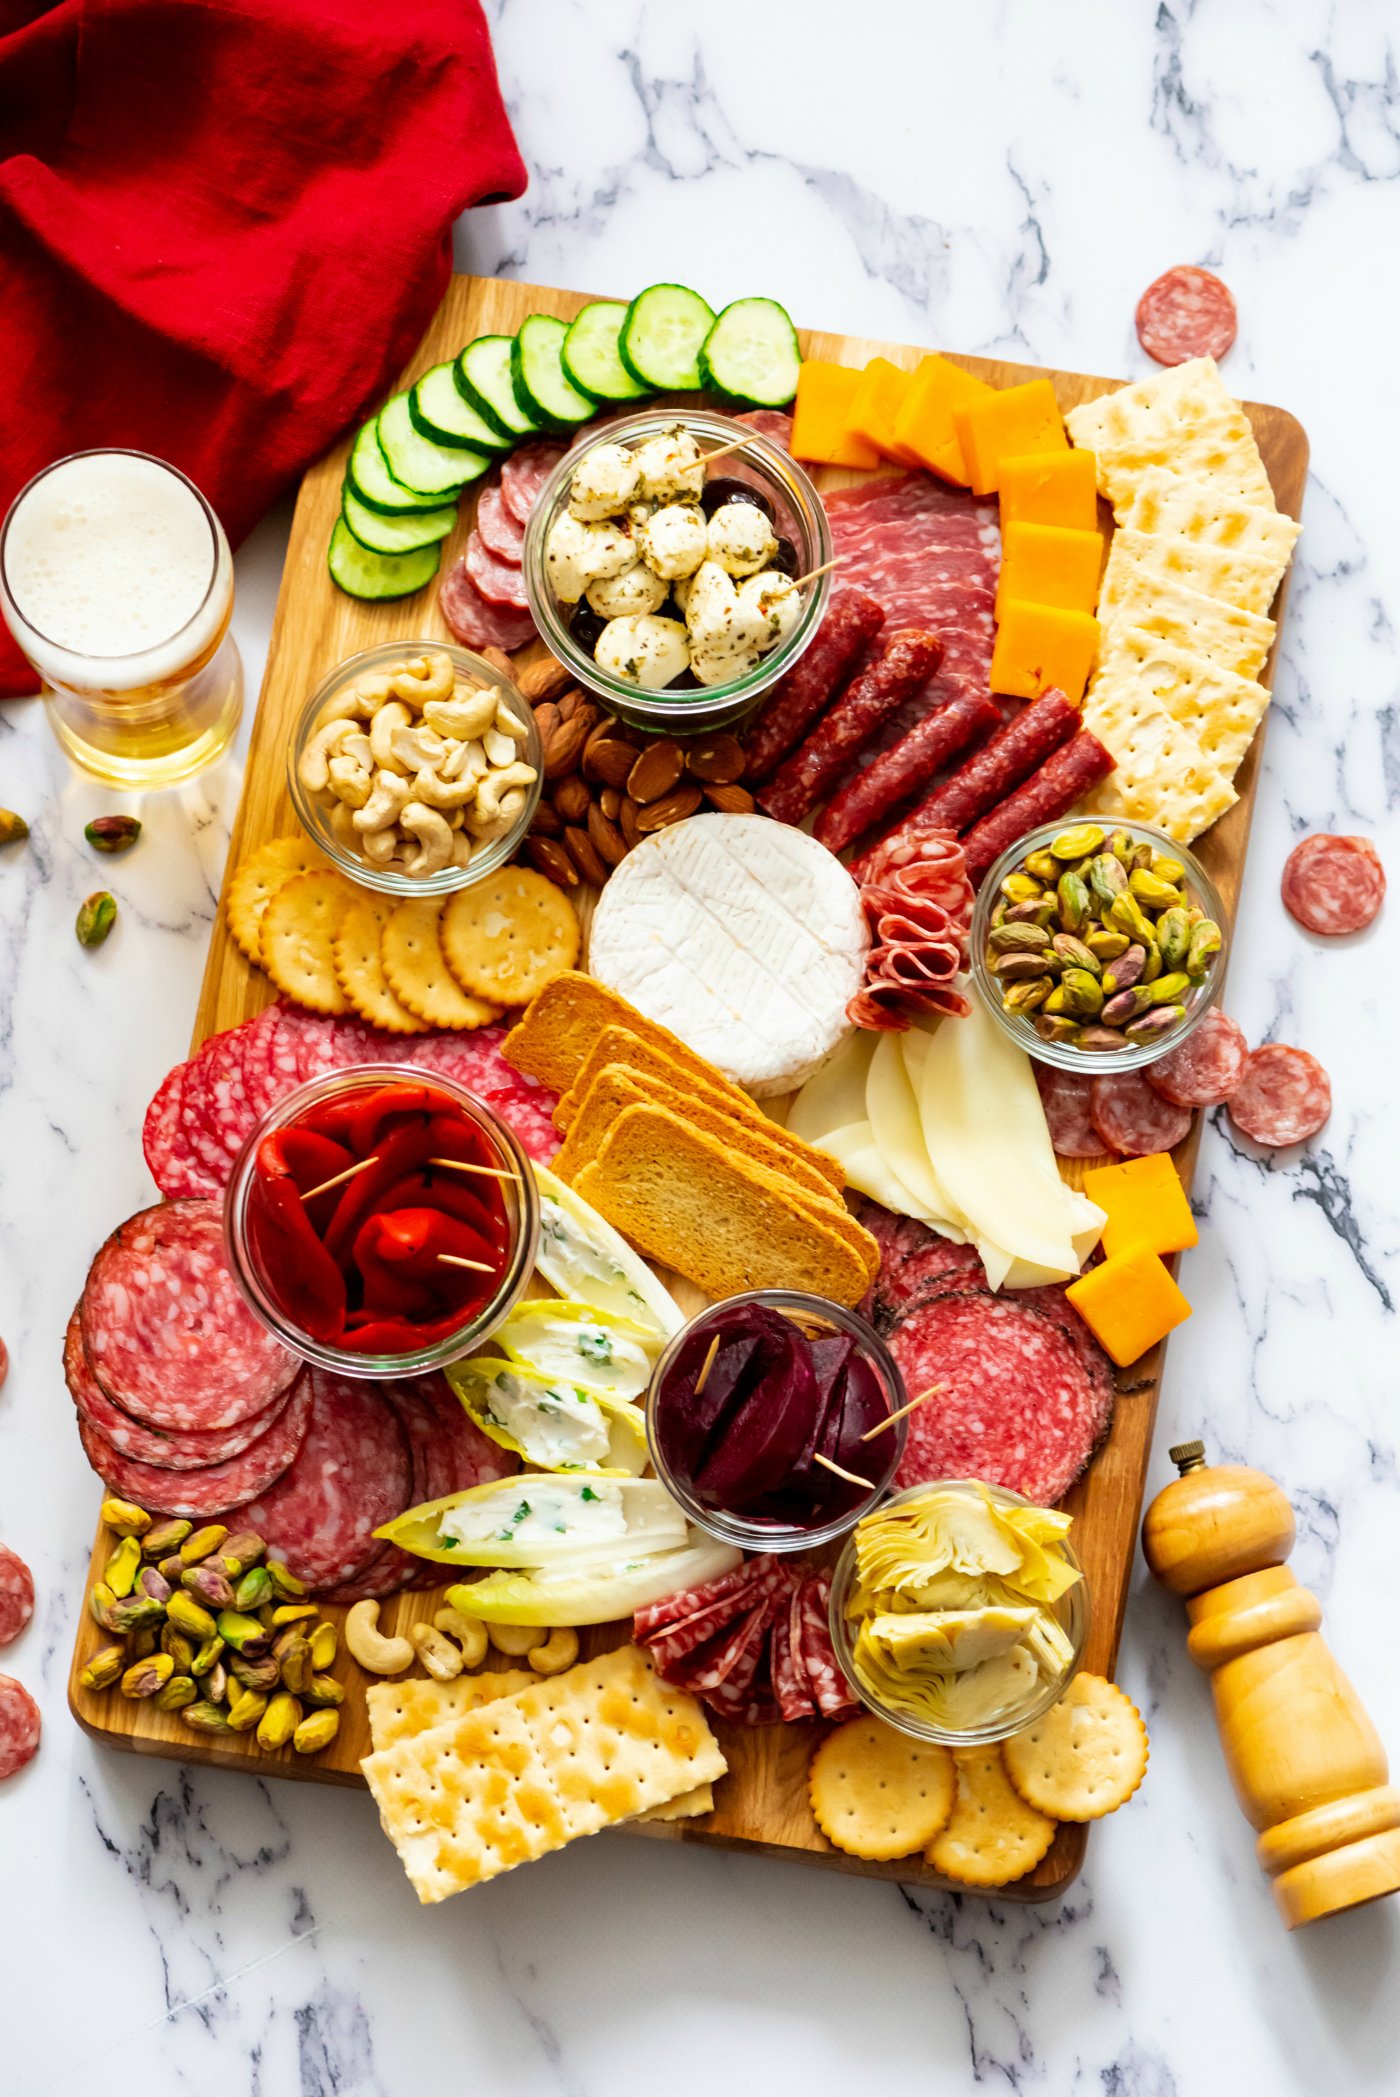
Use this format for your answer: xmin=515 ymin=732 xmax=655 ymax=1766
xmin=587 ymin=814 xmax=869 ymax=1096
xmin=818 ymin=1121 xmax=965 ymax=1234
xmin=787 ymin=1030 xmax=877 ymax=1148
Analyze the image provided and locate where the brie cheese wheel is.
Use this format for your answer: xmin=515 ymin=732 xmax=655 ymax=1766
xmin=587 ymin=814 xmax=869 ymax=1096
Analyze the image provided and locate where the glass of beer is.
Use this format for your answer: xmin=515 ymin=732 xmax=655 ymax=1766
xmin=0 ymin=450 xmax=243 ymax=788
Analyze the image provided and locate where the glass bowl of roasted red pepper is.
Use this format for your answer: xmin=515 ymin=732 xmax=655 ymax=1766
xmin=645 ymin=1291 xmax=906 ymax=1552
xmin=224 ymin=1066 xmax=539 ymax=1376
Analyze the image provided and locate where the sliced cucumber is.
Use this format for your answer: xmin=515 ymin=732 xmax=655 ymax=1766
xmin=562 ymin=302 xmax=652 ymax=403
xmin=328 ymin=518 xmax=441 ymax=601
xmin=347 ymin=422 xmax=446 ymax=516
xmin=619 ymin=283 xmax=715 ymax=391
xmin=456 ymin=335 xmax=543 ymax=440
xmin=511 ymin=314 xmax=597 ymax=432
xmin=378 ymin=394 xmax=483 ymax=499
xmin=699 ymin=297 xmax=802 ymax=408
xmin=342 ymin=484 xmax=457 ymax=556
xmin=410 ymin=363 xmax=513 ymax=455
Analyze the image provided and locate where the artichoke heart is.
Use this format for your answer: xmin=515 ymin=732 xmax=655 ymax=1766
xmin=862 ymin=1606 xmax=1039 ymax=1675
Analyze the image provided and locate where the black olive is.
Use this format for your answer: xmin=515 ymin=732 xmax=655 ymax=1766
xmin=666 ymin=668 xmax=703 ymax=691
xmin=768 ymin=536 xmax=800 ymax=579
xmin=656 ymin=597 xmax=684 ymax=624
xmin=699 ymin=476 xmax=774 ymax=521
xmin=568 ymin=601 xmax=608 ymax=653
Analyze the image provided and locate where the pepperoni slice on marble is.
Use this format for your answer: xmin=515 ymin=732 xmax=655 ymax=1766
xmin=1135 ymin=266 xmax=1238 ymax=366
xmin=1227 ymin=1045 xmax=1331 ymax=1149
xmin=0 ymin=1546 xmax=34 ymax=1647
xmin=1145 ymin=1010 xmax=1249 ymax=1109
xmin=1090 ymin=1071 xmax=1193 ymax=1159
xmin=1281 ymin=835 xmax=1385 ymax=938
xmin=0 ymin=1676 xmax=40 ymax=1779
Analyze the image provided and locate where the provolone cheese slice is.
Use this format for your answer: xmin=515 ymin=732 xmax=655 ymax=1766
xmin=819 ymin=1122 xmax=965 ymax=1235
xmin=867 ymin=1031 xmax=965 ymax=1232
xmin=787 ymin=1031 xmax=877 ymax=1150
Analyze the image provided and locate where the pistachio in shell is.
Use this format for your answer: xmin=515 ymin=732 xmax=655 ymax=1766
xmin=0 ymin=810 xmax=29 ymax=846
xmin=84 ymin=815 xmax=142 ymax=854
xmin=76 ymin=890 xmax=117 ymax=948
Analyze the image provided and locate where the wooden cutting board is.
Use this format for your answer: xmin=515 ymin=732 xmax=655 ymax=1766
xmin=68 ymin=273 xmax=1308 ymax=1901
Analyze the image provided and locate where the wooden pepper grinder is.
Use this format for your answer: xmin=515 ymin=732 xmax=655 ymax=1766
xmin=1142 ymin=1439 xmax=1400 ymax=1928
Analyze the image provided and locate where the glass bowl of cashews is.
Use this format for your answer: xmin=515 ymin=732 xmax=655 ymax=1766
xmin=288 ymin=641 xmax=544 ymax=896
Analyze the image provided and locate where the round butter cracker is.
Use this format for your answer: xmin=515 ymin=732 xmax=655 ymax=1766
xmin=382 ymin=898 xmax=501 ymax=1031
xmin=928 ymin=1747 xmax=1057 ymax=1888
xmin=441 ymin=868 xmax=580 ymax=1006
xmin=1001 ymin=1674 xmax=1149 ymax=1823
xmin=809 ymin=1716 xmax=955 ymax=1861
xmin=226 ymin=835 xmax=329 ymax=967
xmin=259 ymin=870 xmax=353 ymax=1016
xmin=334 ymin=895 xmax=428 ymax=1035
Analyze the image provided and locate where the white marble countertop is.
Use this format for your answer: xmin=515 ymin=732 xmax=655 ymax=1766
xmin=5 ymin=3 xmax=1400 ymax=2090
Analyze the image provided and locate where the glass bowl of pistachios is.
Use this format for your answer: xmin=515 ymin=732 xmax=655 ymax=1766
xmin=288 ymin=641 xmax=543 ymax=896
xmin=969 ymin=818 xmax=1227 ymax=1075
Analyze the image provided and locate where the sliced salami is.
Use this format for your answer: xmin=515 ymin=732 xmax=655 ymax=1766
xmin=142 ymin=1061 xmax=204 ymax=1200
xmin=439 ymin=555 xmax=537 ymax=653
xmin=875 ymin=1238 xmax=988 ymax=1331
xmin=743 ymin=588 xmax=887 ymax=784
xmin=475 ymin=481 xmax=526 ymax=562
xmin=64 ymin=1304 xmax=288 ymax=1470
xmin=1145 ymin=1010 xmax=1249 ymax=1109
xmin=234 ymin=1368 xmax=412 ymax=1589
xmin=403 ymin=1026 xmax=562 ymax=1162
xmin=1281 ymin=834 xmax=1385 ymax=938
xmin=76 ymin=1370 xmax=313 ymax=1518
xmin=771 ymin=1588 xmax=816 ymax=1722
xmin=1035 ymin=1065 xmax=1108 ymax=1159
xmin=81 ymin=1199 xmax=301 ymax=1432
xmin=1090 ymin=1072 xmax=1193 ymax=1159
xmin=798 ymin=1574 xmax=858 ymax=1719
xmin=0 ymin=1545 xmax=34 ymax=1647
xmin=634 ymin=1562 xmax=758 ymax=1642
xmin=891 ymin=1292 xmax=1114 ymax=1505
xmin=238 ymin=1004 xmax=308 ymax=1128
xmin=465 ymin=529 xmax=530 ymax=611
xmin=1227 ymin=1044 xmax=1331 ymax=1149
xmin=177 ymin=1030 xmax=257 ymax=1187
xmin=0 ymin=1675 xmax=40 ymax=1779
xmin=733 ymin=409 xmax=794 ymax=451
xmin=500 ymin=440 xmax=567 ymax=527
xmin=1136 ymin=265 xmax=1237 ymax=366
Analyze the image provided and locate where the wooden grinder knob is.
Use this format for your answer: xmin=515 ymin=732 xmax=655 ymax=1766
xmin=1142 ymin=1440 xmax=1400 ymax=1928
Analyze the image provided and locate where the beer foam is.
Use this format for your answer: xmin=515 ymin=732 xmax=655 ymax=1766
xmin=2 ymin=453 xmax=232 ymax=689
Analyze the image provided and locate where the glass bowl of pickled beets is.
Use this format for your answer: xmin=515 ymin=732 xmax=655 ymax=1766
xmin=645 ymin=1291 xmax=907 ymax=1552
xmin=521 ymin=409 xmax=833 ymax=736
xmin=969 ymin=817 xmax=1227 ymax=1077
xmin=224 ymin=1065 xmax=539 ymax=1377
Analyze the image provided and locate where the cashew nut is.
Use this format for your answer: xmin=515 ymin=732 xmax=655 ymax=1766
xmin=327 ymin=751 xmax=372 ymax=809
xmin=327 ymin=799 xmax=361 ymax=851
xmin=389 ymin=652 xmax=453 ymax=707
xmin=434 ymin=1607 xmax=488 ymax=1668
xmin=388 ymin=723 xmax=448 ymax=773
xmin=492 ymin=697 xmax=530 ymax=741
xmin=528 ymin=1628 xmax=580 ymax=1676
xmin=472 ymin=762 xmax=537 ymax=828
xmin=399 ymin=800 xmax=454 ymax=875
xmin=409 ymin=1623 xmax=465 ymax=1682
xmin=369 ymin=699 xmax=413 ymax=768
xmin=483 ymin=726 xmax=518 ymax=768
xmin=411 ymin=765 xmax=480 ymax=812
xmin=439 ymin=738 xmax=484 ymax=785
xmin=352 ymin=768 xmax=414 ymax=833
xmin=486 ymin=1622 xmax=547 ymax=1657
xmin=299 ymin=713 xmax=362 ymax=793
xmin=423 ymin=687 xmax=497 ymax=741
xmin=349 ymin=670 xmax=394 ymax=715
xmin=345 ymin=1600 xmax=414 ymax=1676
xmin=450 ymin=830 xmax=476 ymax=868
xmin=361 ymin=825 xmax=399 ymax=866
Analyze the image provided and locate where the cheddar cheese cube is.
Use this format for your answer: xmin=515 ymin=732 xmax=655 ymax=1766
xmin=847 ymin=358 xmax=921 ymax=465
xmin=1083 ymin=1153 xmax=1199 ymax=1261
xmin=953 ymin=378 xmax=1067 ymax=496
xmin=1066 ymin=1248 xmax=1191 ymax=1368
xmin=990 ymin=599 xmax=1099 ymax=703
xmin=995 ymin=522 xmax=1105 ymax=619
xmin=999 ymin=449 xmax=1100 ymax=531
xmin=791 ymin=362 xmax=881 ymax=470
xmin=891 ymin=355 xmax=995 ymax=485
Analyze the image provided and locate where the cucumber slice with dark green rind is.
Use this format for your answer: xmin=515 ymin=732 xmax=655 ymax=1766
xmin=562 ymin=302 xmax=652 ymax=403
xmin=456 ymin=335 xmax=543 ymax=440
xmin=328 ymin=518 xmax=441 ymax=601
xmin=619 ymin=283 xmax=716 ymax=391
xmin=377 ymin=394 xmax=483 ymax=498
xmin=347 ymin=423 xmax=447 ymax=516
xmin=698 ymin=297 xmax=803 ymax=408
xmin=410 ymin=364 xmax=513 ymax=455
xmin=342 ymin=485 xmax=457 ymax=556
xmin=511 ymin=315 xmax=598 ymax=433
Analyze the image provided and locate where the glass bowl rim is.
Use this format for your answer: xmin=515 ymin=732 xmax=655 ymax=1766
xmin=969 ymin=816 xmax=1227 ymax=1075
xmin=827 ymin=1477 xmax=1090 ymax=1745
xmin=223 ymin=1058 xmax=541 ymax=1377
xmin=644 ymin=1287 xmax=908 ymax=1554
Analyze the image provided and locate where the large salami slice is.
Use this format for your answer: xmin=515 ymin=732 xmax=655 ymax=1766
xmin=234 ymin=1368 xmax=412 ymax=1589
xmin=890 ymin=1293 xmax=1114 ymax=1505
xmin=743 ymin=588 xmax=886 ymax=783
xmin=238 ymin=1004 xmax=308 ymax=1128
xmin=501 ymin=441 xmax=567 ymax=527
xmin=64 ymin=1304 xmax=289 ymax=1470
xmin=1035 ymin=1066 xmax=1107 ymax=1160
xmin=1281 ymin=835 xmax=1385 ymax=938
xmin=1136 ymin=265 xmax=1237 ymax=366
xmin=465 ymin=529 xmax=530 ymax=611
xmin=1090 ymin=1072 xmax=1193 ymax=1159
xmin=402 ymin=1025 xmax=561 ymax=1162
xmin=0 ymin=1545 xmax=34 ymax=1647
xmin=142 ymin=1062 xmax=206 ymax=1201
xmin=176 ymin=1030 xmax=257 ymax=1187
xmin=1226 ymin=1044 xmax=1331 ymax=1149
xmin=439 ymin=557 xmax=537 ymax=653
xmin=76 ymin=1370 xmax=313 ymax=1519
xmin=474 ymin=481 xmax=526 ymax=562
xmin=81 ymin=1199 xmax=301 ymax=1432
xmin=0 ymin=1676 xmax=40 ymax=1780
xmin=1145 ymin=1010 xmax=1249 ymax=1109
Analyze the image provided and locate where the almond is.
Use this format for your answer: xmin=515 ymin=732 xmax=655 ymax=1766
xmin=685 ymin=733 xmax=745 ymax=785
xmin=619 ymin=797 xmax=642 ymax=850
xmin=627 ymin=740 xmax=686 ymax=806
xmin=704 ymin=783 xmax=756 ymax=815
xmin=583 ymin=735 xmax=642 ymax=790
xmin=557 ymin=688 xmax=589 ymax=723
xmin=635 ymin=784 xmax=703 ymax=833
xmin=563 ymin=824 xmax=609 ymax=887
xmin=525 ymin=836 xmax=579 ymax=887
xmin=552 ymin=774 xmax=592 ymax=824
xmin=542 ymin=705 xmax=601 ymax=780
xmin=599 ymin=786 xmax=622 ymax=822
xmin=479 ymin=646 xmax=515 ymax=678
xmin=587 ymin=803 xmax=628 ymax=868
xmin=529 ymin=801 xmax=565 ymax=838
xmin=517 ymin=655 xmax=572 ymax=703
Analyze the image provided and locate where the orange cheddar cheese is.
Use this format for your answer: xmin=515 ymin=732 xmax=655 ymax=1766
xmin=999 ymin=448 xmax=1099 ymax=530
xmin=990 ymin=599 xmax=1098 ymax=704
xmin=995 ymin=521 xmax=1105 ymax=619
xmin=891 ymin=355 xmax=994 ymax=485
xmin=1066 ymin=1247 xmax=1191 ymax=1368
xmin=847 ymin=358 xmax=921 ymax=465
xmin=953 ymin=378 xmax=1066 ymax=496
xmin=791 ymin=362 xmax=881 ymax=469
xmin=1083 ymin=1153 xmax=1199 ymax=1262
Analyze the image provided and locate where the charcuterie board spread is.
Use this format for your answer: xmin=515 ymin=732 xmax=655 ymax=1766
xmin=58 ymin=273 xmax=1313 ymax=1905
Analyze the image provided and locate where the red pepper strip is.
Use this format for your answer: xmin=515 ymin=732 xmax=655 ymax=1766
xmin=378 ymin=1170 xmax=503 ymax=1242
xmin=336 ymin=1308 xmax=474 ymax=1355
xmin=272 ymin=1128 xmax=355 ymax=1192
xmin=322 ymin=1116 xmax=439 ymax=1265
xmin=302 ymin=1083 xmax=435 ymax=1152
xmin=244 ymin=1174 xmax=347 ymax=1342
xmin=423 ymin=1112 xmax=510 ymax=1240
xmin=356 ymin=1206 xmax=501 ymax=1295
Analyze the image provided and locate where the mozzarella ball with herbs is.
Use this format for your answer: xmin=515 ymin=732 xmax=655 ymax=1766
xmin=705 ymin=499 xmax=779 ymax=577
xmin=638 ymin=503 xmax=708 ymax=582
xmin=631 ymin=428 xmax=704 ymax=502
xmin=585 ymin=561 xmax=669 ymax=620
xmin=595 ymin=614 xmax=691 ymax=689
xmin=545 ymin=513 xmax=635 ymax=602
xmin=735 ymin=571 xmax=802 ymax=648
xmin=568 ymin=442 xmax=642 ymax=521
xmin=692 ymin=639 xmax=761 ymax=686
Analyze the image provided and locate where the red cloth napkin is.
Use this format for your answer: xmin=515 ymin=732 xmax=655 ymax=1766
xmin=0 ymin=0 xmax=526 ymax=694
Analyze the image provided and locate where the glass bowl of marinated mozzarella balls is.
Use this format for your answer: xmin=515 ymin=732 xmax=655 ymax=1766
xmin=522 ymin=409 xmax=834 ymax=732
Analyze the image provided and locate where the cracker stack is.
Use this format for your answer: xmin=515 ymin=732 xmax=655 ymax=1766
xmin=1065 ymin=358 xmax=1301 ymax=842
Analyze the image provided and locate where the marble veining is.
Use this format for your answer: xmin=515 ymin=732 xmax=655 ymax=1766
xmin=5 ymin=4 xmax=1400 ymax=2093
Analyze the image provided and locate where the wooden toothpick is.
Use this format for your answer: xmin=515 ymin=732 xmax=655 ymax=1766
xmin=699 ymin=435 xmax=756 ymax=468
xmin=790 ymin=556 xmax=842 ymax=590
xmin=427 ymin=1156 xmax=523 ymax=1186
xmin=437 ymin=1252 xmax=495 ymax=1274
xmin=814 ymin=1451 xmax=875 ymax=1491
xmin=300 ymin=1154 xmax=380 ymax=1202
xmin=860 ymin=1383 xmax=944 ymax=1442
xmin=693 ymin=1333 xmax=721 ymax=1396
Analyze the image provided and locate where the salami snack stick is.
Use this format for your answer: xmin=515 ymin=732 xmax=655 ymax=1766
xmin=758 ymin=627 xmax=944 ymax=826
xmin=743 ymin=588 xmax=886 ymax=782
xmin=815 ymin=686 xmax=999 ymax=856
